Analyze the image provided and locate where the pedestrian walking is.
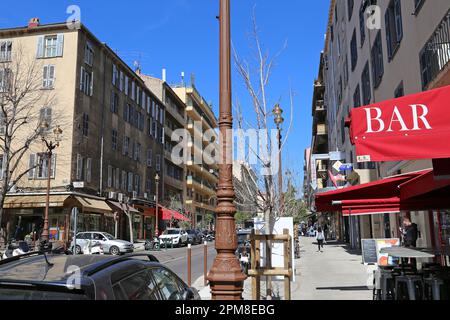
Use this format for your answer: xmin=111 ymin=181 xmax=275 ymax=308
xmin=316 ymin=227 xmax=325 ymax=252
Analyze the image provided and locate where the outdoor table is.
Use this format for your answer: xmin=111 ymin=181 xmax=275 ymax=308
xmin=380 ymin=247 xmax=436 ymax=259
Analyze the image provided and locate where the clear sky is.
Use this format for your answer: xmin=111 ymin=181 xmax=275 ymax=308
xmin=1 ymin=0 xmax=330 ymax=192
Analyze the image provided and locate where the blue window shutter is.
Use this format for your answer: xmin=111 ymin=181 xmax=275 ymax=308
xmin=51 ymin=154 xmax=56 ymax=178
xmin=36 ymin=36 xmax=44 ymax=58
xmin=56 ymin=34 xmax=64 ymax=57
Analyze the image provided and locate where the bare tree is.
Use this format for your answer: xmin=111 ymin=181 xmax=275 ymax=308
xmin=232 ymin=8 xmax=294 ymax=299
xmin=0 ymin=45 xmax=59 ymax=244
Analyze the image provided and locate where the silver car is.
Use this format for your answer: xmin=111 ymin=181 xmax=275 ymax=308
xmin=71 ymin=232 xmax=134 ymax=255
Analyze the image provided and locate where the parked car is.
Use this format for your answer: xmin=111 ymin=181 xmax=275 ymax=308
xmin=70 ymin=232 xmax=134 ymax=256
xmin=186 ymin=230 xmax=202 ymax=245
xmin=0 ymin=252 xmax=201 ymax=300
xmin=159 ymin=229 xmax=188 ymax=247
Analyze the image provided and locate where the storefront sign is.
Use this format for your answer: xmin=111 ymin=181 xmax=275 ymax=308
xmin=333 ymin=161 xmax=343 ymax=172
xmin=339 ymin=164 xmax=353 ymax=171
xmin=348 ymin=85 xmax=450 ymax=162
xmin=362 ymin=238 xmax=400 ymax=266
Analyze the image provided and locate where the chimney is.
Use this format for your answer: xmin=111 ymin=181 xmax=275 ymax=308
xmin=28 ymin=18 xmax=40 ymax=29
xmin=162 ymin=68 xmax=167 ymax=82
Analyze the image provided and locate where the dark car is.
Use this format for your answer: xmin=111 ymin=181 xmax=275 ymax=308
xmin=0 ymin=252 xmax=200 ymax=300
xmin=186 ymin=230 xmax=202 ymax=245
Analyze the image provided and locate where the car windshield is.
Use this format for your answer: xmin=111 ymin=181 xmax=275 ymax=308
xmin=186 ymin=230 xmax=196 ymax=234
xmin=164 ymin=230 xmax=180 ymax=235
xmin=103 ymin=233 xmax=115 ymax=240
xmin=237 ymin=233 xmax=249 ymax=244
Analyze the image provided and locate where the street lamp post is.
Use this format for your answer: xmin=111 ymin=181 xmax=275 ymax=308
xmin=41 ymin=125 xmax=63 ymax=242
xmin=207 ymin=0 xmax=246 ymax=300
xmin=155 ymin=174 xmax=160 ymax=238
xmin=273 ymin=104 xmax=284 ymax=216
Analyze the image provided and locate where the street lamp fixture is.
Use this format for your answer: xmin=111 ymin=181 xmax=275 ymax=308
xmin=155 ymin=173 xmax=160 ymax=238
xmin=40 ymin=124 xmax=63 ymax=242
xmin=273 ymin=104 xmax=284 ymax=216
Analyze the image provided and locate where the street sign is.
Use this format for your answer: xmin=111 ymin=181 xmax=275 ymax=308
xmin=73 ymin=181 xmax=85 ymax=189
xmin=333 ymin=161 xmax=343 ymax=172
xmin=339 ymin=164 xmax=354 ymax=171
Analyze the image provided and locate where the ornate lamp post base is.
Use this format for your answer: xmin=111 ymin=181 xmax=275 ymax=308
xmin=208 ymin=253 xmax=246 ymax=299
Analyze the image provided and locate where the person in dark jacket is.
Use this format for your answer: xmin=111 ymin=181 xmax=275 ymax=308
xmin=402 ymin=217 xmax=418 ymax=248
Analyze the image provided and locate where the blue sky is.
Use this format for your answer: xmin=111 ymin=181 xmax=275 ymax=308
xmin=1 ymin=0 xmax=330 ymax=192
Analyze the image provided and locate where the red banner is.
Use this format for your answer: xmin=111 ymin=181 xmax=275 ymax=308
xmin=348 ymin=85 xmax=450 ymax=162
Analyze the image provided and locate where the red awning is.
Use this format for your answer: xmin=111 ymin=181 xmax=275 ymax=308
xmin=315 ymin=171 xmax=423 ymax=213
xmin=160 ymin=206 xmax=190 ymax=221
xmin=347 ymin=85 xmax=450 ymax=162
xmin=315 ymin=171 xmax=429 ymax=215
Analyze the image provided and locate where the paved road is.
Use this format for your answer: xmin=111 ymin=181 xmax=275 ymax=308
xmin=138 ymin=242 xmax=217 ymax=287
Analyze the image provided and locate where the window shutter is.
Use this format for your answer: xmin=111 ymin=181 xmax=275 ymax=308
xmin=107 ymin=165 xmax=113 ymax=188
xmin=115 ymin=168 xmax=120 ymax=189
xmin=46 ymin=107 xmax=52 ymax=128
xmin=43 ymin=65 xmax=48 ymax=87
xmin=49 ymin=65 xmax=55 ymax=86
xmin=89 ymin=71 xmax=94 ymax=96
xmin=51 ymin=154 xmax=56 ymax=179
xmin=86 ymin=158 xmax=92 ymax=183
xmin=28 ymin=154 xmax=36 ymax=179
xmin=112 ymin=65 xmax=117 ymax=86
xmin=0 ymin=154 xmax=5 ymax=180
xmin=394 ymin=0 xmax=403 ymax=44
xmin=36 ymin=36 xmax=44 ymax=58
xmin=56 ymin=34 xmax=64 ymax=57
xmin=76 ymin=154 xmax=83 ymax=180
xmin=80 ymin=67 xmax=85 ymax=91
xmin=385 ymin=10 xmax=392 ymax=59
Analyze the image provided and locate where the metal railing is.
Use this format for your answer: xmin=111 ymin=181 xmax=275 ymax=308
xmin=420 ymin=10 xmax=450 ymax=89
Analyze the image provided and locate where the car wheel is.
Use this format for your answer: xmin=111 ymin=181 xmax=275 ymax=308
xmin=75 ymin=245 xmax=82 ymax=255
xmin=109 ymin=246 xmax=120 ymax=256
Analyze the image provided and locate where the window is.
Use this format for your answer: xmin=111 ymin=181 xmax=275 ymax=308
xmin=156 ymin=155 xmax=161 ymax=172
xmin=341 ymin=117 xmax=347 ymax=145
xmin=82 ymin=113 xmax=89 ymax=137
xmin=0 ymin=113 xmax=5 ymax=135
xmin=37 ymin=35 xmax=64 ymax=58
xmin=121 ymin=171 xmax=127 ymax=191
xmin=128 ymin=172 xmax=133 ymax=192
xmin=347 ymin=0 xmax=354 ymax=20
xmin=124 ymin=76 xmax=129 ymax=96
xmin=361 ymin=62 xmax=371 ymax=105
xmin=115 ymin=168 xmax=120 ymax=189
xmin=394 ymin=81 xmax=404 ymax=98
xmin=0 ymin=154 xmax=4 ymax=180
xmin=43 ymin=65 xmax=55 ymax=89
xmin=359 ymin=2 xmax=366 ymax=45
xmin=134 ymin=142 xmax=141 ymax=162
xmin=85 ymin=158 xmax=92 ymax=183
xmin=112 ymin=65 xmax=119 ymax=86
xmin=76 ymin=154 xmax=83 ymax=180
xmin=131 ymin=81 xmax=135 ymax=101
xmin=134 ymin=174 xmax=141 ymax=196
xmin=111 ymin=91 xmax=119 ymax=113
xmin=350 ymin=30 xmax=358 ymax=71
xmin=0 ymin=68 xmax=12 ymax=93
xmin=385 ymin=0 xmax=403 ymax=60
xmin=84 ymin=42 xmax=94 ymax=66
xmin=112 ymin=129 xmax=118 ymax=151
xmin=107 ymin=165 xmax=113 ymax=188
xmin=343 ymin=55 xmax=349 ymax=88
xmin=146 ymin=175 xmax=152 ymax=192
xmin=119 ymin=71 xmax=124 ymax=92
xmin=150 ymin=268 xmax=184 ymax=300
xmin=147 ymin=149 xmax=153 ymax=167
xmin=337 ymin=77 xmax=342 ymax=105
xmin=0 ymin=41 xmax=12 ymax=62
xmin=116 ymin=270 xmax=158 ymax=300
xmin=414 ymin=0 xmax=425 ymax=15
xmin=371 ymin=31 xmax=384 ymax=88
xmin=80 ymin=67 xmax=93 ymax=96
xmin=123 ymin=136 xmax=130 ymax=156
xmin=353 ymin=85 xmax=361 ymax=108
xmin=123 ymin=103 xmax=130 ymax=122
xmin=29 ymin=153 xmax=56 ymax=179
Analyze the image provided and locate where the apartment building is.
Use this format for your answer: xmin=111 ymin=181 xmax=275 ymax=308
xmin=172 ymin=85 xmax=219 ymax=229
xmin=319 ymin=0 xmax=450 ymax=248
xmin=140 ymin=72 xmax=187 ymax=215
xmin=0 ymin=19 xmax=164 ymax=244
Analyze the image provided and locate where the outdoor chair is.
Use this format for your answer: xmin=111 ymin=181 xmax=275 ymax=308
xmin=379 ymin=270 xmax=396 ymax=300
xmin=423 ymin=276 xmax=447 ymax=300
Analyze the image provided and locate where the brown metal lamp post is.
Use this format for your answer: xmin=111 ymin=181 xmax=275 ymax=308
xmin=207 ymin=0 xmax=247 ymax=300
xmin=273 ymin=104 xmax=284 ymax=216
xmin=155 ymin=173 xmax=160 ymax=238
xmin=41 ymin=125 xmax=63 ymax=241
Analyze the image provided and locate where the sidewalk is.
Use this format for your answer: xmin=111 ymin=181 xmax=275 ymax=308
xmin=196 ymin=237 xmax=374 ymax=300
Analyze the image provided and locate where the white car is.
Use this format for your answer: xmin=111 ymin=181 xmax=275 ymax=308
xmin=159 ymin=229 xmax=188 ymax=247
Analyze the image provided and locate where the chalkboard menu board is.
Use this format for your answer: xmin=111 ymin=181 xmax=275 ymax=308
xmin=361 ymin=239 xmax=378 ymax=264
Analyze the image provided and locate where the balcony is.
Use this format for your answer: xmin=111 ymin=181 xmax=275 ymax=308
xmin=420 ymin=10 xmax=450 ymax=89
xmin=187 ymin=175 xmax=216 ymax=196
xmin=164 ymin=174 xmax=183 ymax=191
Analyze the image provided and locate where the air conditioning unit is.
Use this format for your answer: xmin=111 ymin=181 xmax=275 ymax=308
xmin=108 ymin=191 xmax=117 ymax=200
xmin=117 ymin=193 xmax=124 ymax=202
